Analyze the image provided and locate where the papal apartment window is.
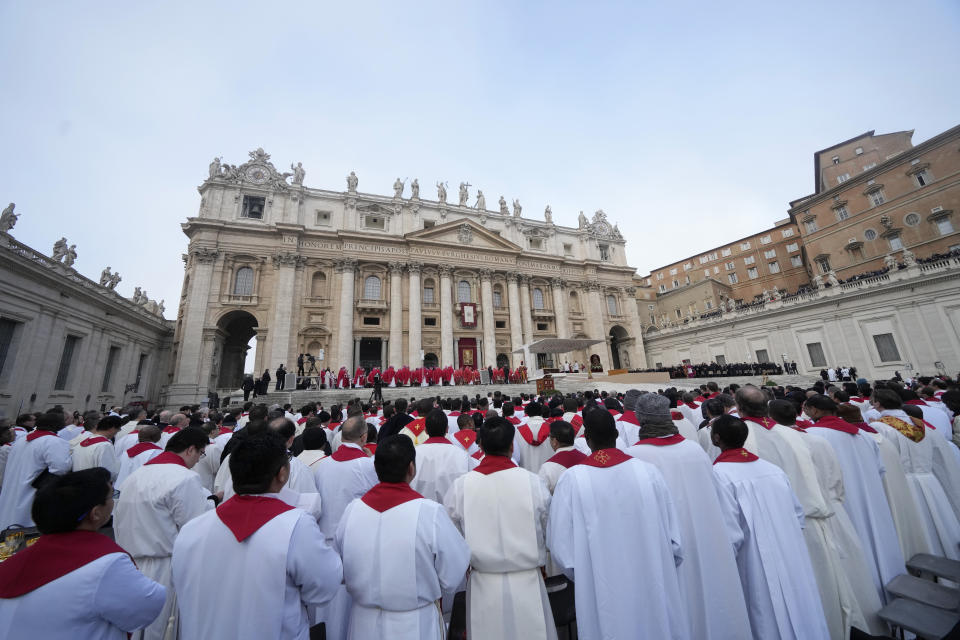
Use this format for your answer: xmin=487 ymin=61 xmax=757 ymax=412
xmin=936 ymin=218 xmax=954 ymax=235
xmin=54 ymin=335 xmax=81 ymax=390
xmin=743 ymin=256 xmax=755 ymax=265
xmin=669 ymin=268 xmax=678 ymax=276
xmin=835 ymin=205 xmax=849 ymax=221
xmin=815 ymin=257 xmax=831 ymax=273
xmin=888 ymin=234 xmax=903 ymax=251
xmin=740 ymin=242 xmax=751 ymax=251
xmin=781 ymin=228 xmax=794 ymax=238
xmin=837 ymin=173 xmax=850 ymax=184
xmin=760 ymin=235 xmax=771 ymax=245
xmin=364 ymin=275 xmax=382 ymax=299
xmin=804 ymin=219 xmax=818 ymax=233
xmin=763 ymin=249 xmax=776 ymax=259
xmin=768 ymin=261 xmax=781 ymax=274
xmin=786 ymin=242 xmax=799 ymax=253
xmin=234 ymin=267 xmax=254 ymax=296
xmin=869 ymin=190 xmax=886 ymax=207
xmin=873 ymin=333 xmax=901 ymax=362
xmin=725 ymin=261 xmax=735 ymax=271
xmin=747 ymin=267 xmax=759 ymax=279
xmin=721 ymin=248 xmax=732 ymax=257
xmin=683 ymin=262 xmax=692 ymax=271
xmin=790 ymin=255 xmax=803 ymax=268
xmin=241 ymin=195 xmax=265 ymax=219
xmin=727 ymin=273 xmax=739 ymax=284
xmin=914 ymin=169 xmax=931 ymax=187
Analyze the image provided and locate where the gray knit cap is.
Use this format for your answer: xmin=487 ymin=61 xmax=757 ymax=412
xmin=634 ymin=393 xmax=671 ymax=423
xmin=623 ymin=389 xmax=643 ymax=411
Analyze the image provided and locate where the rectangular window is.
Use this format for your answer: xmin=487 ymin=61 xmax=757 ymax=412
xmin=869 ymin=190 xmax=886 ymax=207
xmin=675 ymin=309 xmax=682 ymax=319
xmin=806 ymin=342 xmax=827 ymax=367
xmin=835 ymin=205 xmax=849 ymax=220
xmin=855 ymin=147 xmax=863 ymax=155
xmin=683 ymin=263 xmax=691 ymax=271
xmin=815 ymin=257 xmax=831 ymax=273
xmin=743 ymin=256 xmax=755 ymax=265
xmin=536 ymin=322 xmax=548 ymax=331
xmin=598 ymin=244 xmax=609 ymax=260
xmin=760 ymin=235 xmax=771 ymax=245
xmin=768 ymin=261 xmax=781 ymax=274
xmin=241 ymin=195 xmax=265 ymax=219
xmin=727 ymin=273 xmax=739 ymax=284
xmin=101 ymin=346 xmax=121 ymax=392
xmin=832 ymin=155 xmax=840 ymax=165
xmin=54 ymin=335 xmax=80 ymax=390
xmin=423 ymin=220 xmax=436 ymax=229
xmin=362 ymin=317 xmax=380 ymax=326
xmin=715 ymin=355 xmax=727 ymax=366
xmin=657 ymin=273 xmax=664 ymax=280
xmin=936 ymin=218 xmax=954 ymax=235
xmin=713 ymin=266 xmax=719 ymax=274
xmin=756 ymin=349 xmax=769 ymax=363
xmin=672 ymin=279 xmax=679 ymax=289
xmin=862 ymin=163 xmax=876 ymax=172
xmin=365 ymin=216 xmax=386 ymax=230
xmin=786 ymin=242 xmax=799 ymax=252
xmin=763 ymin=249 xmax=776 ymax=259
xmin=315 ymin=210 xmax=331 ymax=225
xmin=495 ymin=320 xmax=506 ymax=329
xmin=704 ymin=269 xmax=710 ymax=276
xmin=725 ymin=261 xmax=735 ymax=271
xmin=699 ymin=255 xmax=709 ymax=264
xmin=747 ymin=267 xmax=759 ymax=279
xmin=888 ymin=234 xmax=903 ymax=251
xmin=740 ymin=242 xmax=751 ymax=250
xmin=669 ymin=268 xmax=678 ymax=276
xmin=873 ymin=333 xmax=901 ymax=362
xmin=781 ymin=228 xmax=794 ymax=238
xmin=492 ymin=291 xmax=502 ymax=308
xmin=805 ymin=219 xmax=818 ymax=233
xmin=915 ymin=169 xmax=931 ymax=187
xmin=0 ymin=318 xmax=19 ymax=379
xmin=791 ymin=255 xmax=803 ymax=267
xmin=563 ymin=243 xmax=573 ymax=256
xmin=705 ymin=300 xmax=713 ymax=310
xmin=658 ymin=284 xmax=666 ymax=293
xmin=423 ymin=287 xmax=434 ymax=304
xmin=721 ymin=248 xmax=732 ymax=257
xmin=424 ymin=317 xmax=437 ymax=326
xmin=837 ymin=173 xmax=850 ymax=184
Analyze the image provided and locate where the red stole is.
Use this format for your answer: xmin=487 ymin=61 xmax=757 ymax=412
xmin=218 ymin=427 xmax=234 ymax=436
xmin=794 ymin=419 xmax=813 ymax=430
xmin=713 ymin=448 xmax=759 ymax=465
xmin=361 ymin=482 xmax=424 ymax=512
xmin=26 ymin=430 xmax=57 ymax=442
xmin=162 ymin=426 xmax=181 ymax=435
xmin=454 ymin=430 xmax=477 ymax=449
xmin=854 ymin=422 xmax=878 ymax=434
xmin=547 ymin=449 xmax=587 ymax=468
xmin=473 ymin=455 xmax=516 ymax=475
xmin=905 ymin=399 xmax=928 ymax=406
xmin=0 ymin=530 xmax=130 ymax=597
xmin=607 ymin=409 xmax=621 ymax=417
xmin=682 ymin=401 xmax=699 ymax=409
xmin=364 ymin=443 xmax=377 ymax=456
xmin=471 ymin=450 xmax=484 ymax=460
xmin=144 ymin=451 xmax=188 ymax=467
xmin=617 ymin=412 xmax=640 ymax=426
xmin=405 ymin=417 xmax=427 ymax=439
xmin=505 ymin=416 xmax=523 ymax=425
xmin=327 ymin=422 xmax=341 ymax=432
xmin=670 ymin=410 xmax=684 ymax=421
xmin=580 ymin=448 xmax=632 ymax=468
xmin=126 ymin=442 xmax=162 ymax=458
xmin=633 ymin=434 xmax=685 ymax=446
xmin=809 ymin=415 xmax=859 ymax=435
xmin=331 ymin=445 xmax=368 ymax=461
xmin=424 ymin=436 xmax=454 ymax=445
xmin=216 ymin=495 xmax=294 ymax=542
xmin=742 ymin=416 xmax=776 ymax=430
xmin=80 ymin=436 xmax=109 ymax=447
xmin=518 ymin=422 xmax=551 ymax=446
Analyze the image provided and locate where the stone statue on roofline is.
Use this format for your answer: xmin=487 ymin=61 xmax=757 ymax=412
xmin=902 ymin=248 xmax=917 ymax=267
xmin=100 ymin=267 xmax=112 ymax=286
xmin=436 ymin=181 xmax=447 ymax=203
xmin=410 ymin=179 xmax=419 ymax=199
xmin=475 ymin=190 xmax=486 ymax=211
xmin=458 ymin=182 xmax=470 ymax=206
xmin=346 ymin=171 xmax=359 ymax=192
xmin=0 ymin=203 xmax=18 ymax=233
xmin=544 ymin=205 xmax=552 ymax=224
xmin=512 ymin=199 xmax=522 ymax=217
xmin=108 ymin=271 xmax=121 ymax=290
xmin=290 ymin=162 xmax=305 ymax=185
xmin=63 ymin=245 xmax=77 ymax=267
xmin=52 ymin=237 xmax=68 ymax=261
xmin=499 ymin=196 xmax=508 ymax=215
xmin=393 ymin=178 xmax=404 ymax=199
xmin=883 ymin=254 xmax=896 ymax=270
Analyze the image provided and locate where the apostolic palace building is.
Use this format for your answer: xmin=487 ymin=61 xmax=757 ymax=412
xmin=0 ymin=123 xmax=959 ymax=413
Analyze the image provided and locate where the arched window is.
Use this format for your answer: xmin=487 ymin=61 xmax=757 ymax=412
xmin=364 ymin=275 xmax=381 ymax=299
xmin=606 ymin=294 xmax=618 ymax=316
xmin=458 ymin=280 xmax=471 ymax=303
xmin=234 ymin=267 xmax=254 ymax=296
xmin=532 ymin=287 xmax=545 ymax=309
xmin=310 ymin=271 xmax=327 ymax=297
xmin=423 ymin=278 xmax=435 ymax=304
xmin=568 ymin=290 xmax=580 ymax=313
xmin=492 ymin=286 xmax=503 ymax=308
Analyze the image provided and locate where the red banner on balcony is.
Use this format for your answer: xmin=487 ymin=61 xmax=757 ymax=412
xmin=460 ymin=302 xmax=477 ymax=328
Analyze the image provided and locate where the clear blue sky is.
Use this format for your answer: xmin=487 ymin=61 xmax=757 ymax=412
xmin=2 ymin=0 xmax=958 ymax=318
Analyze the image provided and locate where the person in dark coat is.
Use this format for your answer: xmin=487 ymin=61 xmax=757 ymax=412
xmin=275 ymin=364 xmax=286 ymax=391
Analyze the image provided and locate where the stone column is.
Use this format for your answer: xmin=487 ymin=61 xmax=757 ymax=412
xmin=269 ymin=252 xmax=303 ymax=372
xmin=388 ymin=262 xmax=404 ymax=368
xmin=519 ymin=275 xmax=533 ymax=345
xmin=380 ymin=339 xmax=388 ymax=368
xmin=354 ymin=338 xmax=361 ymax=368
xmin=335 ymin=258 xmax=357 ymax=370
xmin=624 ymin=287 xmax=647 ymax=369
xmin=439 ymin=265 xmax=454 ymax=367
xmin=506 ymin=275 xmax=523 ymax=362
xmin=407 ymin=262 xmax=422 ymax=367
xmin=253 ymin=328 xmax=268 ymax=376
xmin=173 ymin=247 xmax=219 ymax=389
xmin=479 ymin=269 xmax=496 ymax=367
xmin=551 ymin=278 xmax=569 ymax=339
xmin=586 ymin=283 xmax=608 ymax=370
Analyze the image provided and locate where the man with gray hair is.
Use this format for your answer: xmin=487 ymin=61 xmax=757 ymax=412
xmin=615 ymin=389 xmax=644 ymax=445
xmin=159 ymin=413 xmax=189 ymax=448
xmin=312 ymin=415 xmax=378 ymax=639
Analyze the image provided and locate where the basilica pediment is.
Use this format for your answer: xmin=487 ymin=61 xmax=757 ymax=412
xmin=404 ymin=219 xmax=523 ymax=253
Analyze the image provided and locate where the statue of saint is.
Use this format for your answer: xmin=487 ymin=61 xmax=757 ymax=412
xmin=133 ymin=287 xmax=142 ymax=304
xmin=52 ymin=237 xmax=68 ymax=261
xmin=883 ymin=254 xmax=896 ymax=270
xmin=393 ymin=178 xmax=404 ymax=198
xmin=410 ymin=179 xmax=419 ymax=199
xmin=63 ymin=245 xmax=77 ymax=267
xmin=813 ymin=274 xmax=824 ymax=290
xmin=458 ymin=182 xmax=470 ymax=207
xmin=0 ymin=203 xmax=17 ymax=233
xmin=826 ymin=270 xmax=839 ymax=287
xmin=208 ymin=156 xmax=221 ymax=178
xmin=475 ymin=190 xmax=486 ymax=211
xmin=100 ymin=267 xmax=112 ymax=286
xmin=290 ymin=162 xmax=305 ymax=185
xmin=512 ymin=199 xmax=522 ymax=217
xmin=902 ymin=248 xmax=917 ymax=267
xmin=108 ymin=272 xmax=121 ymax=290
xmin=158 ymin=300 xmax=165 ymax=316
xmin=346 ymin=171 xmax=358 ymax=192
xmin=499 ymin=196 xmax=508 ymax=215
xmin=436 ymin=181 xmax=447 ymax=203
xmin=544 ymin=205 xmax=552 ymax=224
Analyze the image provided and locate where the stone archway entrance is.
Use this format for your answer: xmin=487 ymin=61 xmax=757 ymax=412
xmin=424 ymin=352 xmax=439 ymax=368
xmin=217 ymin=310 xmax=258 ymax=389
xmin=609 ymin=325 xmax=630 ymax=370
xmin=358 ymin=337 xmax=382 ymax=370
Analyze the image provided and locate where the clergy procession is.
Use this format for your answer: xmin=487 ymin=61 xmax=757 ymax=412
xmin=0 ymin=377 xmax=959 ymax=640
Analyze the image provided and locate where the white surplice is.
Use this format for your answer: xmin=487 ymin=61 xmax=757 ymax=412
xmin=115 ymin=446 xmax=162 ymax=489
xmin=548 ymin=455 xmax=690 ymax=640
xmin=713 ymin=457 xmax=830 ymax=640
xmin=296 ymin=449 xmax=327 ymax=470
xmin=444 ymin=463 xmax=557 ymax=640
xmin=513 ymin=417 xmax=555 ymax=473
xmin=411 ymin=440 xmax=470 ymax=503
xmin=113 ymin=459 xmax=213 ymax=640
xmin=336 ymin=495 xmax=470 ymax=640
xmin=0 ymin=552 xmax=167 ymax=640
xmin=868 ymin=431 xmax=932 ymax=560
xmin=805 ymin=421 xmax=905 ymax=599
xmin=537 ymin=447 xmax=583 ymax=494
xmin=172 ymin=494 xmax=342 ymax=640
xmin=626 ymin=438 xmax=753 ymax=640
xmin=217 ymin=453 xmax=318 ymax=501
xmin=0 ymin=433 xmax=72 ymax=529
xmin=71 ymin=438 xmax=119 ymax=481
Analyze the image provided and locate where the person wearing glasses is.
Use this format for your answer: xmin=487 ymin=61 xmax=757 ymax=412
xmin=0 ymin=468 xmax=166 ymax=639
xmin=114 ymin=427 xmax=216 ymax=640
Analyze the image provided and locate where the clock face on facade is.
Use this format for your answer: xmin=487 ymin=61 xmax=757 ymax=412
xmin=244 ymin=165 xmax=269 ymax=184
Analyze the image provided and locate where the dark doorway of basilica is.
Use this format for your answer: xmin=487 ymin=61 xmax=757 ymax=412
xmin=609 ymin=325 xmax=629 ymax=370
xmin=496 ymin=353 xmax=509 ymax=369
xmin=359 ymin=337 xmax=382 ymax=370
xmin=217 ymin=311 xmax=258 ymax=389
xmin=423 ymin=352 xmax=439 ymax=368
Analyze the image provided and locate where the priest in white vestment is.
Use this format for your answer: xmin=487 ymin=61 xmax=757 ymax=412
xmin=548 ymin=410 xmax=690 ymax=640
xmin=114 ymin=427 xmax=215 ymax=640
xmin=337 ymin=435 xmax=470 ymax=639
xmin=173 ymin=431 xmax=343 ymax=640
xmin=444 ymin=416 xmax=558 ymax=640
xmin=411 ymin=409 xmax=470 ymax=503
xmin=803 ymin=395 xmax=905 ymax=601
xmin=624 ymin=394 xmax=753 ymax=640
xmin=0 ymin=412 xmax=73 ymax=529
xmin=115 ymin=426 xmax=163 ymax=488
xmin=538 ymin=420 xmax=587 ymax=494
xmin=513 ymin=402 xmax=555 ymax=473
xmin=70 ymin=415 xmax=123 ymax=481
xmin=296 ymin=427 xmax=329 ymax=470
xmin=0 ymin=468 xmax=166 ymax=640
xmin=710 ymin=415 xmax=829 ymax=640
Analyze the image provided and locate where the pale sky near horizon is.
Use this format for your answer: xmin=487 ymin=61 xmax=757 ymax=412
xmin=1 ymin=1 xmax=958 ymax=322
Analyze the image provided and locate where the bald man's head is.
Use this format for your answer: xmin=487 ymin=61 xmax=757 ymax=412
xmin=340 ymin=416 xmax=367 ymax=443
xmin=138 ymin=425 xmax=161 ymax=443
xmin=735 ymin=385 xmax=767 ymax=418
xmin=159 ymin=410 xmax=173 ymax=423
xmin=170 ymin=413 xmax=189 ymax=428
